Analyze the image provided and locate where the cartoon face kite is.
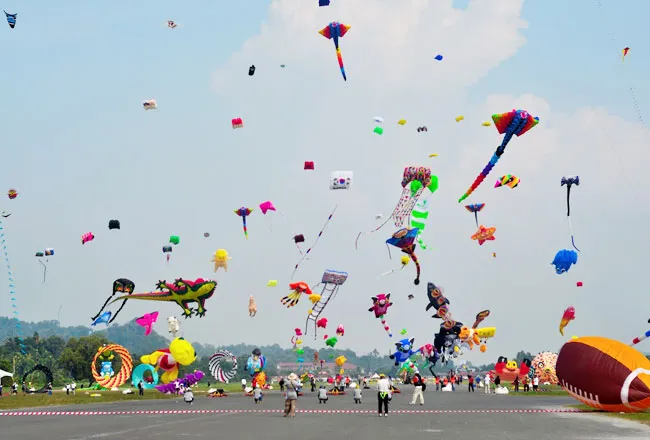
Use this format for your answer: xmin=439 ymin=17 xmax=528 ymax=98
xmin=551 ymin=249 xmax=578 ymax=274
xmin=369 ymin=293 xmax=393 ymax=337
xmin=386 ymin=228 xmax=421 ymax=285
xmin=281 ymin=281 xmax=312 ymax=308
xmin=234 ymin=207 xmax=253 ymax=239
xmin=91 ymin=278 xmax=135 ymax=325
xmin=318 ymin=21 xmax=351 ymax=81
xmin=4 ymin=11 xmax=16 ymax=29
xmin=211 ymin=249 xmax=231 ymax=272
xmin=471 ymin=225 xmax=496 ymax=245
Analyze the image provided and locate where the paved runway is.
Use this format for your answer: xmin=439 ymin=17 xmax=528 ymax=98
xmin=1 ymin=390 xmax=649 ymax=440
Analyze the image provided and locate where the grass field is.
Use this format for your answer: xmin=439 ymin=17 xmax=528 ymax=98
xmin=0 ymin=382 xmax=246 ymax=410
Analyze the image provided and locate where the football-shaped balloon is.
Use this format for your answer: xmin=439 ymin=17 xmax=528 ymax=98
xmin=556 ymin=336 xmax=650 ymax=412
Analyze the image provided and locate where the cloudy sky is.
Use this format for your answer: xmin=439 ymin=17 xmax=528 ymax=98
xmin=1 ymin=0 xmax=649 ymax=363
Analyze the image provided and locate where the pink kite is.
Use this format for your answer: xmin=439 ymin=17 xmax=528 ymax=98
xmin=136 ymin=311 xmax=159 ymax=336
xmin=259 ymin=201 xmax=276 ymax=214
xmin=559 ymin=306 xmax=575 ymax=336
xmin=81 ymin=232 xmax=95 ymax=245
xmin=369 ymin=293 xmax=393 ymax=337
xmin=317 ymin=317 xmax=328 ymax=329
xmin=336 ymin=325 xmax=344 ymax=336
xmin=304 ymin=161 xmax=314 ymax=170
xmin=232 ymin=118 xmax=243 ymax=129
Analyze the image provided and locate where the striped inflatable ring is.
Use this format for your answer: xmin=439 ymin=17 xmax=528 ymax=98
xmin=91 ymin=344 xmax=133 ymax=389
xmin=209 ymin=350 xmax=238 ymax=383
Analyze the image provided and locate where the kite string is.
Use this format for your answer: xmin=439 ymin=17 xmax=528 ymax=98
xmin=291 ymin=205 xmax=337 ymax=279
xmin=0 ymin=220 xmax=26 ymax=354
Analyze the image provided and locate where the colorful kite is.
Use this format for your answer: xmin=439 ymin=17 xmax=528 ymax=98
xmin=458 ymin=109 xmax=539 ymax=203
xmin=81 ymin=232 xmax=95 ymax=245
xmin=232 ymin=118 xmax=244 ymax=129
xmin=4 ymin=11 xmax=16 ymax=29
xmin=330 ymin=171 xmax=353 ymax=190
xmin=495 ymin=175 xmax=520 ymax=188
xmin=318 ymin=21 xmax=351 ymax=81
xmin=471 ymin=225 xmax=496 ymax=245
xmin=622 ymin=47 xmax=630 ymax=61
xmin=464 ymin=203 xmax=485 ymax=227
xmin=386 ymin=228 xmax=421 ymax=285
xmin=369 ymin=293 xmax=393 ymax=337
xmin=305 ymin=269 xmax=348 ymax=338
xmin=561 ymin=176 xmax=580 ymax=251
xmin=281 ymin=281 xmax=313 ymax=308
xmin=211 ymin=249 xmax=231 ymax=272
xmin=234 ymin=207 xmax=253 ymax=239
xmin=559 ymin=306 xmax=575 ymax=336
xmin=410 ymin=200 xmax=429 ymax=249
xmin=7 ymin=189 xmax=17 ymax=199
xmin=259 ymin=201 xmax=276 ymax=214
xmin=135 ymin=311 xmax=159 ymax=336
xmin=291 ymin=205 xmax=337 ymax=278
xmin=551 ymin=249 xmax=578 ymax=274
xmin=209 ymin=350 xmax=238 ymax=383
xmin=91 ymin=278 xmax=135 ymax=325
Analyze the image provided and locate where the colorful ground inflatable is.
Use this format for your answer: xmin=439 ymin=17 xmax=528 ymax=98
xmin=531 ymin=351 xmax=558 ymax=384
xmin=556 ymin=336 xmax=650 ymax=412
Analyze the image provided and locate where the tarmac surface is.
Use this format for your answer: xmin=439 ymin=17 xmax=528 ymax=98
xmin=1 ymin=390 xmax=649 ymax=440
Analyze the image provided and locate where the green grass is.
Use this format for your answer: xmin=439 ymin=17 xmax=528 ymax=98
xmin=0 ymin=382 xmax=247 ymax=410
xmin=567 ymin=404 xmax=650 ymax=425
xmin=498 ymin=383 xmax=569 ymax=396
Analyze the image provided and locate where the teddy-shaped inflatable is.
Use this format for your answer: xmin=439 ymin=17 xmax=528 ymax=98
xmin=140 ymin=337 xmax=196 ymax=384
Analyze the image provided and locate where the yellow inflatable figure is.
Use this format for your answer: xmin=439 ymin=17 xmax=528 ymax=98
xmin=459 ymin=326 xmax=496 ymax=351
xmin=140 ymin=337 xmax=197 ymax=384
xmin=211 ymin=249 xmax=231 ymax=272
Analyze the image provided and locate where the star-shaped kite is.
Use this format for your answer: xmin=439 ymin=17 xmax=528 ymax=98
xmin=471 ymin=225 xmax=496 ymax=245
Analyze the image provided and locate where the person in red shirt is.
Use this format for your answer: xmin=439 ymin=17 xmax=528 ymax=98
xmin=468 ymin=375 xmax=475 ymax=392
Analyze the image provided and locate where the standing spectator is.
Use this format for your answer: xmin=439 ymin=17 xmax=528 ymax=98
xmin=138 ymin=380 xmax=144 ymax=396
xmin=435 ymin=376 xmax=440 ymax=391
xmin=494 ymin=375 xmax=501 ymax=390
xmin=533 ymin=375 xmax=539 ymax=392
xmin=12 ymin=382 xmax=18 ymax=395
xmin=283 ymin=373 xmax=300 ymax=418
xmin=0 ymin=382 xmax=3 ymax=396
xmin=241 ymin=378 xmax=247 ymax=392
xmin=71 ymin=382 xmax=76 ymax=395
xmin=523 ymin=376 xmax=530 ymax=392
xmin=410 ymin=372 xmax=424 ymax=405
xmin=310 ymin=376 xmax=316 ymax=392
xmin=513 ymin=376 xmax=520 ymax=392
xmin=484 ymin=373 xmax=491 ymax=394
xmin=450 ymin=375 xmax=456 ymax=391
xmin=279 ymin=377 xmax=285 ymax=393
xmin=345 ymin=376 xmax=350 ymax=389
xmin=66 ymin=384 xmax=70 ymax=395
xmin=47 ymin=382 xmax=53 ymax=395
xmin=376 ymin=374 xmax=391 ymax=417
xmin=468 ymin=375 xmax=475 ymax=392
xmin=21 ymin=382 xmax=26 ymax=395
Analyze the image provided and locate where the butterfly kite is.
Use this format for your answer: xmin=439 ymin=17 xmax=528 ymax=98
xmin=234 ymin=207 xmax=253 ymax=239
xmin=561 ymin=176 xmax=580 ymax=251
xmin=319 ymin=21 xmax=350 ymax=81
xmin=386 ymin=228 xmax=421 ymax=285
xmin=458 ymin=109 xmax=539 ymax=203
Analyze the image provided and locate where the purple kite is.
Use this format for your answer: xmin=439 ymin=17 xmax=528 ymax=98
xmin=234 ymin=207 xmax=253 ymax=239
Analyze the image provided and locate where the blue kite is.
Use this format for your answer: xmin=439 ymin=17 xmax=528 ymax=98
xmin=4 ymin=11 xmax=16 ymax=29
xmin=319 ymin=0 xmax=330 ymax=5
xmin=551 ymin=249 xmax=578 ymax=274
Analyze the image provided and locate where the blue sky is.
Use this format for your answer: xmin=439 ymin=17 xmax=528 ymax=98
xmin=1 ymin=0 xmax=649 ymax=362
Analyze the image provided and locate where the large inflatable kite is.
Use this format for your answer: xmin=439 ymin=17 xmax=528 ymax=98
xmin=92 ymin=344 xmax=133 ymax=389
xmin=209 ymin=350 xmax=238 ymax=383
xmin=140 ymin=337 xmax=196 ymax=384
xmin=369 ymin=293 xmax=393 ymax=337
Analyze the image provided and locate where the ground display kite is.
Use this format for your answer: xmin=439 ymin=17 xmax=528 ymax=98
xmin=109 ymin=278 xmax=217 ymax=318
xmin=22 ymin=365 xmax=53 ymax=393
xmin=234 ymin=207 xmax=253 ymax=239
xmin=369 ymin=293 xmax=393 ymax=337
xmin=319 ymin=21 xmax=350 ymax=81
xmin=386 ymin=228 xmax=421 ymax=285
xmin=245 ymin=348 xmax=267 ymax=388
xmin=92 ymin=344 xmax=133 ymax=389
xmin=458 ymin=109 xmax=539 ymax=203
xmin=140 ymin=337 xmax=196 ymax=384
xmin=91 ymin=278 xmax=135 ymax=325
xmin=561 ymin=176 xmax=580 ymax=251
xmin=156 ymin=371 xmax=204 ymax=394
xmin=559 ymin=306 xmax=575 ymax=336
xmin=305 ymin=269 xmax=348 ymax=338
xmin=209 ymin=350 xmax=238 ymax=383
xmin=131 ymin=364 xmax=159 ymax=389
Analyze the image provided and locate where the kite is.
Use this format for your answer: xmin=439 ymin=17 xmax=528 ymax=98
xmin=304 ymin=161 xmax=315 ymax=170
xmin=156 ymin=371 xmax=204 ymax=394
xmin=141 ymin=338 xmax=196 ymax=384
xmin=551 ymin=249 xmax=578 ymax=274
xmin=249 ymin=65 xmax=256 ymax=76
xmin=168 ymin=316 xmax=181 ymax=338
xmin=293 ymin=234 xmax=305 ymax=255
xmin=305 ymin=269 xmax=348 ymax=338
xmin=131 ymin=364 xmax=158 ymax=389
xmin=246 ymin=348 xmax=267 ymax=388
xmin=232 ymin=118 xmax=244 ymax=129
xmin=259 ymin=201 xmax=276 ymax=214
xmin=267 ymin=280 xmax=278 ymax=287
xmin=167 ymin=20 xmax=178 ymax=29
xmin=398 ymin=119 xmax=407 ymax=126
xmin=471 ymin=225 xmax=496 ymax=245
xmin=495 ymin=175 xmax=519 ymax=188
xmin=559 ymin=306 xmax=575 ymax=336
xmin=425 ymin=282 xmax=450 ymax=319
xmin=434 ymin=55 xmax=443 ymax=61
xmin=169 ymin=235 xmax=180 ymax=245
xmin=622 ymin=47 xmax=630 ymax=61
xmin=291 ymin=205 xmax=337 ymax=278
xmin=336 ymin=325 xmax=344 ymax=336
xmin=22 ymin=365 xmax=53 ymax=393
xmin=249 ymin=295 xmax=257 ymax=317
xmin=631 ymin=322 xmax=650 ymax=346
xmin=386 ymin=228 xmax=421 ymax=285
xmin=464 ymin=203 xmax=485 ymax=226
xmin=317 ymin=317 xmax=328 ymax=329
xmin=209 ymin=350 xmax=238 ymax=383
xmin=136 ymin=311 xmax=159 ymax=336
xmin=4 ymin=11 xmax=16 ymax=29
xmin=355 ymin=166 xmax=438 ymax=248
xmin=472 ymin=310 xmax=491 ymax=328
xmin=379 ymin=255 xmax=410 ymax=277
xmin=203 ymin=232 xmax=210 ymax=237
xmin=374 ymin=116 xmax=384 ymax=123
xmin=458 ymin=109 xmax=539 ymax=203
xmin=234 ymin=207 xmax=253 ymax=239
xmin=7 ymin=189 xmax=17 ymax=199
xmin=455 ymin=116 xmax=464 ymax=122
xmin=576 ymin=281 xmax=583 ymax=287
xmin=81 ymin=232 xmax=95 ymax=245
xmin=143 ymin=99 xmax=157 ymax=110
xmin=390 ymin=338 xmax=419 ymax=366
xmin=482 ymin=121 xmax=492 ymax=126
xmin=281 ymin=281 xmax=312 ymax=308
xmin=369 ymin=293 xmax=393 ymax=337
xmin=561 ymin=176 xmax=580 ymax=251
xmin=325 ymin=336 xmax=338 ymax=347
xmin=91 ymin=311 xmax=111 ymax=327
xmin=92 ymin=344 xmax=133 ymax=389
xmin=109 ymin=278 xmax=217 ymax=318
xmin=211 ymin=249 xmax=231 ymax=272
xmin=318 ymin=21 xmax=351 ymax=81
xmin=1 ymin=211 xmax=10 ymax=218
xmin=319 ymin=0 xmax=330 ymax=5
xmin=330 ymin=171 xmax=353 ymax=190
xmin=410 ymin=200 xmax=429 ymax=249
xmin=35 ymin=248 xmax=54 ymax=283
xmin=417 ymin=126 xmax=428 ymax=132
xmin=108 ymin=219 xmax=120 ymax=230
xmin=374 ymin=126 xmax=384 ymax=135
xmin=92 ymin=278 xmax=135 ymax=325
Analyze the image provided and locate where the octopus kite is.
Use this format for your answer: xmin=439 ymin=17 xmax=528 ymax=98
xmin=281 ymin=281 xmax=313 ymax=308
xmin=458 ymin=109 xmax=539 ymax=203
xmin=319 ymin=21 xmax=350 ymax=81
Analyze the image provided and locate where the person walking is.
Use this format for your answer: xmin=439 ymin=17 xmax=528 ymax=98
xmin=283 ymin=372 xmax=300 ymax=417
xmin=533 ymin=375 xmax=539 ymax=392
xmin=376 ymin=374 xmax=391 ymax=417
xmin=310 ymin=376 xmax=316 ymax=392
xmin=279 ymin=377 xmax=285 ymax=393
xmin=468 ymin=374 xmax=475 ymax=392
xmin=410 ymin=372 xmax=424 ymax=405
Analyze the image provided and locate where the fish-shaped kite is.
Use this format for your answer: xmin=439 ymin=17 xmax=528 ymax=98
xmin=318 ymin=21 xmax=351 ymax=81
xmin=136 ymin=311 xmax=159 ymax=336
xmin=458 ymin=109 xmax=539 ymax=203
xmin=91 ymin=311 xmax=112 ymax=327
xmin=559 ymin=306 xmax=575 ymax=336
xmin=495 ymin=175 xmax=520 ymax=189
xmin=234 ymin=207 xmax=253 ymax=239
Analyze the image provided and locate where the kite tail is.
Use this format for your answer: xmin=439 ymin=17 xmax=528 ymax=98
xmin=567 ymin=216 xmax=580 ymax=252
xmin=38 ymin=259 xmax=47 ymax=284
xmin=243 ymin=218 xmax=249 ymax=239
xmin=291 ymin=205 xmax=337 ymax=278
xmin=379 ymin=315 xmax=392 ymax=337
xmin=474 ymin=212 xmax=479 ymax=227
xmin=410 ymin=252 xmax=421 ymax=285
xmin=458 ymin=153 xmax=501 ymax=203
xmin=336 ymin=46 xmax=347 ymax=81
xmin=566 ymin=186 xmax=571 ymax=217
xmin=0 ymin=220 xmax=26 ymax=355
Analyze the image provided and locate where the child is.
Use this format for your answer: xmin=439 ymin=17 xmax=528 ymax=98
xmin=183 ymin=387 xmax=194 ymax=405
xmin=353 ymin=385 xmax=362 ymax=404
xmin=253 ymin=385 xmax=263 ymax=404
xmin=318 ymin=385 xmax=328 ymax=404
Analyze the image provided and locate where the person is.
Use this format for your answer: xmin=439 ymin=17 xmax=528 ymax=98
xmin=253 ymin=385 xmax=264 ymax=404
xmin=476 ymin=375 xmax=482 ymax=388
xmin=410 ymin=372 xmax=424 ymax=405
xmin=435 ymin=376 xmax=440 ymax=391
xmin=523 ymin=376 xmax=530 ymax=392
xmin=71 ymin=382 xmax=76 ymax=395
xmin=513 ymin=376 xmax=520 ymax=392
xmin=533 ymin=375 xmax=539 ymax=392
xmin=175 ymin=381 xmax=181 ymax=395
xmin=279 ymin=377 xmax=285 ymax=393
xmin=241 ymin=378 xmax=247 ymax=392
xmin=0 ymin=382 xmax=3 ymax=396
xmin=353 ymin=385 xmax=362 ymax=404
xmin=310 ymin=376 xmax=316 ymax=392
xmin=318 ymin=385 xmax=328 ymax=404
xmin=47 ymin=382 xmax=53 ymax=395
xmin=376 ymin=373 xmax=391 ymax=417
xmin=283 ymin=372 xmax=300 ymax=417
xmin=450 ymin=375 xmax=456 ymax=391
xmin=494 ymin=375 xmax=501 ymax=391
xmin=184 ymin=387 xmax=194 ymax=405
xmin=484 ymin=373 xmax=491 ymax=394
xmin=468 ymin=374 xmax=475 ymax=392
xmin=12 ymin=382 xmax=18 ymax=395
xmin=138 ymin=380 xmax=144 ymax=396
xmin=66 ymin=384 xmax=70 ymax=395
xmin=345 ymin=376 xmax=350 ymax=389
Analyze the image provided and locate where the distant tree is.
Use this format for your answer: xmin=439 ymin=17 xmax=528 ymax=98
xmin=515 ymin=351 xmax=534 ymax=364
xmin=59 ymin=334 xmax=109 ymax=380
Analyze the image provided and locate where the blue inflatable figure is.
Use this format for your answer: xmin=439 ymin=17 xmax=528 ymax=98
xmin=100 ymin=361 xmax=114 ymax=378
xmin=551 ymin=249 xmax=578 ymax=274
xmin=389 ymin=338 xmax=419 ymax=366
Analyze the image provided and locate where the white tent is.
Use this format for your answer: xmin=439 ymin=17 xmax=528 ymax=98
xmin=0 ymin=368 xmax=13 ymax=379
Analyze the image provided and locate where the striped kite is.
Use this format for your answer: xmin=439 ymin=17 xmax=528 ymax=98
xmin=318 ymin=21 xmax=350 ymax=81
xmin=4 ymin=11 xmax=16 ymax=29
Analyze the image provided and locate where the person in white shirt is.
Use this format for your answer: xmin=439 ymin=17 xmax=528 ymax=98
xmin=376 ymin=374 xmax=391 ymax=417
xmin=533 ymin=375 xmax=539 ymax=392
xmin=71 ymin=382 xmax=76 ymax=395
xmin=484 ymin=373 xmax=491 ymax=394
xmin=184 ymin=387 xmax=194 ymax=405
xmin=317 ymin=386 xmax=328 ymax=404
xmin=410 ymin=372 xmax=425 ymax=405
xmin=241 ymin=378 xmax=247 ymax=392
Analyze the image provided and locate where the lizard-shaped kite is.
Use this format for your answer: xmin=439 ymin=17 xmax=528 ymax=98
xmin=110 ymin=278 xmax=217 ymax=318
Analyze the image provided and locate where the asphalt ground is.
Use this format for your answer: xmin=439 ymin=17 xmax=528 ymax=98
xmin=1 ymin=389 xmax=649 ymax=440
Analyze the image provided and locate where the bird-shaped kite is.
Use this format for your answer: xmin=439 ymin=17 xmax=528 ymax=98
xmin=559 ymin=306 xmax=575 ymax=336
xmin=561 ymin=176 xmax=580 ymax=251
xmin=281 ymin=281 xmax=312 ymax=308
xmin=495 ymin=175 xmax=520 ymax=189
xmin=211 ymin=249 xmax=231 ymax=272
xmin=318 ymin=21 xmax=351 ymax=81
xmin=465 ymin=203 xmax=485 ymax=227
xmin=471 ymin=225 xmax=496 ymax=245
xmin=91 ymin=311 xmax=112 ymax=327
xmin=458 ymin=109 xmax=539 ymax=203
xmin=234 ymin=207 xmax=253 ymax=239
xmin=386 ymin=228 xmax=421 ymax=285
xmin=135 ymin=311 xmax=159 ymax=336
